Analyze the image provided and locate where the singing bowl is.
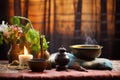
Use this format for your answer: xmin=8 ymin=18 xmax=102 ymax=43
xmin=28 ymin=58 xmax=48 ymax=72
xmin=69 ymin=45 xmax=103 ymax=60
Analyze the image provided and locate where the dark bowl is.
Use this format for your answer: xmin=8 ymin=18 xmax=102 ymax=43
xmin=28 ymin=58 xmax=48 ymax=72
xmin=69 ymin=45 xmax=103 ymax=60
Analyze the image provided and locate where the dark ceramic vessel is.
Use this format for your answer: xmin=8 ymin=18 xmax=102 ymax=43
xmin=55 ymin=47 xmax=69 ymax=71
xmin=28 ymin=58 xmax=48 ymax=72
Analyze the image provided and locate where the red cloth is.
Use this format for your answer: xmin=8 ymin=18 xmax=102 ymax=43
xmin=0 ymin=69 xmax=120 ymax=80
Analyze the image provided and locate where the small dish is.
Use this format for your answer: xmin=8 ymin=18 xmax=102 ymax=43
xmin=28 ymin=58 xmax=48 ymax=72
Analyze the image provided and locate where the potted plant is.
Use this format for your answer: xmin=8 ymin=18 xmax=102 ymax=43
xmin=11 ymin=16 xmax=50 ymax=72
xmin=27 ymin=34 xmax=50 ymax=72
xmin=0 ymin=16 xmax=49 ymax=63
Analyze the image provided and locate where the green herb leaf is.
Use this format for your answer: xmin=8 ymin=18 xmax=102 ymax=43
xmin=11 ymin=16 xmax=21 ymax=26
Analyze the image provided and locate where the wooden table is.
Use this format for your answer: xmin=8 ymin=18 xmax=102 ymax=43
xmin=0 ymin=60 xmax=120 ymax=80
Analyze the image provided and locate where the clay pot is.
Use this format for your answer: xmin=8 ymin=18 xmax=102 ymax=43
xmin=28 ymin=58 xmax=48 ymax=72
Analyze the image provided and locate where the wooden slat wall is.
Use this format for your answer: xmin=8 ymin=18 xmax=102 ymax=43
xmin=1 ymin=0 xmax=119 ymax=59
xmin=7 ymin=0 xmax=14 ymax=22
xmin=51 ymin=0 xmax=75 ymax=52
xmin=73 ymin=0 xmax=82 ymax=44
xmin=92 ymin=0 xmax=101 ymax=42
xmin=107 ymin=0 xmax=116 ymax=58
xmin=14 ymin=0 xmax=21 ymax=16
xmin=81 ymin=0 xmax=101 ymax=44
xmin=28 ymin=0 xmax=45 ymax=31
xmin=113 ymin=0 xmax=120 ymax=59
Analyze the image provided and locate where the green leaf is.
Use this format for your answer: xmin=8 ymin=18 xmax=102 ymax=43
xmin=0 ymin=35 xmax=3 ymax=45
xmin=11 ymin=16 xmax=21 ymax=26
xmin=25 ymin=28 xmax=40 ymax=53
xmin=26 ymin=23 xmax=32 ymax=29
xmin=43 ymin=37 xmax=49 ymax=50
xmin=31 ymin=44 xmax=40 ymax=54
xmin=26 ymin=29 xmax=39 ymax=43
xmin=40 ymin=35 xmax=49 ymax=50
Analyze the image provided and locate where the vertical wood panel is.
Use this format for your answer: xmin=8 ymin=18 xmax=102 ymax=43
xmin=51 ymin=0 xmax=75 ymax=52
xmin=81 ymin=0 xmax=101 ymax=45
xmin=8 ymin=0 xmax=14 ymax=22
xmin=81 ymin=0 xmax=97 ymax=44
xmin=14 ymin=0 xmax=21 ymax=16
xmin=28 ymin=0 xmax=45 ymax=31
xmin=21 ymin=0 xmax=29 ymax=17
xmin=107 ymin=0 xmax=116 ymax=58
xmin=92 ymin=0 xmax=101 ymax=42
xmin=81 ymin=0 xmax=93 ymax=39
xmin=73 ymin=0 xmax=82 ymax=44
xmin=96 ymin=0 xmax=101 ymax=42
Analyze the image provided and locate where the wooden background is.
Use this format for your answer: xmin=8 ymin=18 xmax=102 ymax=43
xmin=0 ymin=0 xmax=120 ymax=60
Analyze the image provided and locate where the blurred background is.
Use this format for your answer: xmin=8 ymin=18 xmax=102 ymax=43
xmin=0 ymin=0 xmax=120 ymax=60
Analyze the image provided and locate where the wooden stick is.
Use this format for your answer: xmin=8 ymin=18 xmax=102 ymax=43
xmin=40 ymin=35 xmax=44 ymax=59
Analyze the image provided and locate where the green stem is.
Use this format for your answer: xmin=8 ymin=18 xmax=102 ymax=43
xmin=13 ymin=16 xmax=34 ymax=29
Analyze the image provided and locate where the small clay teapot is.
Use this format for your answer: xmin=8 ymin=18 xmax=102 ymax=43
xmin=55 ymin=47 xmax=69 ymax=71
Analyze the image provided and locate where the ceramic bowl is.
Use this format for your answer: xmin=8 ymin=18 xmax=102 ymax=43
xmin=69 ymin=44 xmax=103 ymax=60
xmin=28 ymin=58 xmax=48 ymax=72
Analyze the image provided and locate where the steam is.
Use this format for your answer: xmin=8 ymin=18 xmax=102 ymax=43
xmin=82 ymin=26 xmax=98 ymax=45
xmin=84 ymin=34 xmax=98 ymax=45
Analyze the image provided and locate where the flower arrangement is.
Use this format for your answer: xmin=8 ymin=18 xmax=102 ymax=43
xmin=0 ymin=16 xmax=49 ymax=54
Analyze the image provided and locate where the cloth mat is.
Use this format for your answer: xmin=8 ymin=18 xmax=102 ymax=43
xmin=49 ymin=52 xmax=113 ymax=70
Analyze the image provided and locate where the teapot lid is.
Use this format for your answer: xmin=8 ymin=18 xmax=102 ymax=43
xmin=58 ymin=47 xmax=66 ymax=53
